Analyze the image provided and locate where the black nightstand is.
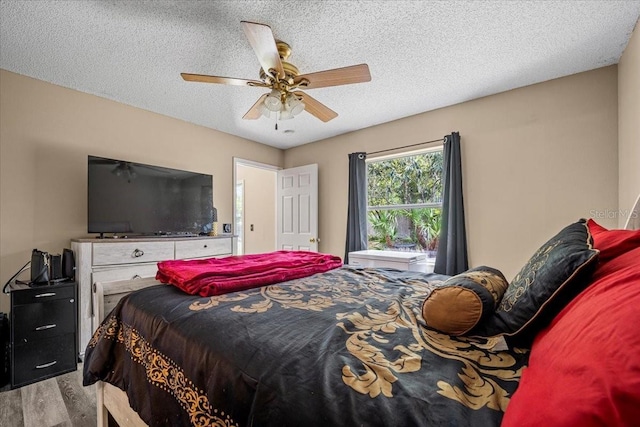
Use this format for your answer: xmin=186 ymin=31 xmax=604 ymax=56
xmin=9 ymin=280 xmax=77 ymax=388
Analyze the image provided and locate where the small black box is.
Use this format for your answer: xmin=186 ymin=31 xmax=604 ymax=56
xmin=50 ymin=254 xmax=63 ymax=280
xmin=62 ymin=248 xmax=75 ymax=280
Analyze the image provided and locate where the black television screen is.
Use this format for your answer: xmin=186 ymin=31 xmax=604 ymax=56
xmin=88 ymin=156 xmax=214 ymax=236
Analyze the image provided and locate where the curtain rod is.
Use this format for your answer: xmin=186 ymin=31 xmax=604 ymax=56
xmin=366 ymin=137 xmax=445 ymax=156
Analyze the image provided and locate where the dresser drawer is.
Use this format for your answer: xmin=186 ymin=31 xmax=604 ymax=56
xmin=92 ymin=263 xmax=159 ymax=283
xmin=12 ymin=298 xmax=76 ymax=342
xmin=175 ymin=238 xmax=232 ymax=259
xmin=93 ymin=241 xmax=174 ymax=266
xmin=12 ymin=334 xmax=76 ymax=388
xmin=11 ymin=283 xmax=75 ymax=305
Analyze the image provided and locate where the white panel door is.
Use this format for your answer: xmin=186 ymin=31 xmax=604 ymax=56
xmin=277 ymin=164 xmax=318 ymax=252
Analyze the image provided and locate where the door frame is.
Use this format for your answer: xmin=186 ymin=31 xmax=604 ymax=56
xmin=232 ymin=158 xmax=280 ymax=255
xmin=235 ymin=179 xmax=245 ymax=255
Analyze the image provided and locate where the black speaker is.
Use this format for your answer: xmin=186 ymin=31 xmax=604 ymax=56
xmin=50 ymin=254 xmax=62 ymax=280
xmin=62 ymin=248 xmax=75 ymax=280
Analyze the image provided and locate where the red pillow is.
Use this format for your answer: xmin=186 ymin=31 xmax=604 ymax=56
xmin=587 ymin=219 xmax=640 ymax=262
xmin=501 ymin=247 xmax=640 ymax=426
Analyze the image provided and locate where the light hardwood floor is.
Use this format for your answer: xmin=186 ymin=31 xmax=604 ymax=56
xmin=0 ymin=366 xmax=97 ymax=427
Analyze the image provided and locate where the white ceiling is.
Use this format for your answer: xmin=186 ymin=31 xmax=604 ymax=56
xmin=1 ymin=1 xmax=639 ymax=150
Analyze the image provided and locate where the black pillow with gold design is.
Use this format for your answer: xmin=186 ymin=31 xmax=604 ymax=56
xmin=422 ymin=266 xmax=509 ymax=336
xmin=482 ymin=219 xmax=599 ymax=344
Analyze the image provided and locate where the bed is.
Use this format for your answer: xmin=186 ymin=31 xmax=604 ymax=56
xmin=83 ymin=209 xmax=640 ymax=426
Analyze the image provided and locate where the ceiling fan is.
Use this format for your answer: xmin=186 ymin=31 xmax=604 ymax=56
xmin=180 ymin=21 xmax=371 ymax=123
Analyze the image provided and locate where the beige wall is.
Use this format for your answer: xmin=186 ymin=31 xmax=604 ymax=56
xmin=618 ymin=21 xmax=640 ymax=226
xmin=0 ymin=57 xmax=629 ymax=314
xmin=285 ymin=66 xmax=619 ymax=280
xmin=0 ymin=70 xmax=283 ymax=313
xmin=236 ymin=164 xmax=277 ymax=254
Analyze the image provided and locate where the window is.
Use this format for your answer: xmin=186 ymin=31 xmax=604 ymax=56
xmin=367 ymin=148 xmax=443 ymax=256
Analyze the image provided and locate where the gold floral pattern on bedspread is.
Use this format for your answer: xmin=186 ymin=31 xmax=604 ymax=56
xmin=89 ymin=316 xmax=238 ymax=427
xmin=188 ymin=267 xmax=526 ymax=412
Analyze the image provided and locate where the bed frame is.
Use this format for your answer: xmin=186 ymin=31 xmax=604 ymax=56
xmin=97 ymin=381 xmax=147 ymax=427
xmin=93 ymin=277 xmax=161 ymax=427
xmin=92 ymin=197 xmax=640 ymax=426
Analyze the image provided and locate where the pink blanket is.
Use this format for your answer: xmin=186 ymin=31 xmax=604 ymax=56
xmin=156 ymin=251 xmax=343 ymax=297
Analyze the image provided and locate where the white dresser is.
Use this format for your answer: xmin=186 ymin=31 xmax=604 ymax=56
xmin=72 ymin=235 xmax=235 ymax=356
xmin=348 ymin=250 xmax=434 ymax=273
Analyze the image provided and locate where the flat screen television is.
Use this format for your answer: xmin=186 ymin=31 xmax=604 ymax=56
xmin=88 ymin=155 xmax=214 ymax=237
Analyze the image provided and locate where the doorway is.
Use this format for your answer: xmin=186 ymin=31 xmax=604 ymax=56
xmin=276 ymin=164 xmax=319 ymax=252
xmin=233 ymin=158 xmax=278 ymax=255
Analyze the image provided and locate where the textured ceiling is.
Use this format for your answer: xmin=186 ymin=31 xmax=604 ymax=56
xmin=1 ymin=1 xmax=639 ymax=149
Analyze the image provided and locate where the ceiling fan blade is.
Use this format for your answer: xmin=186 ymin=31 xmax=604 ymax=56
xmin=243 ymin=94 xmax=268 ymax=120
xmin=241 ymin=21 xmax=285 ymax=79
xmin=181 ymin=73 xmax=266 ymax=87
xmin=294 ymin=91 xmax=338 ymax=122
xmin=293 ymin=64 xmax=371 ymax=89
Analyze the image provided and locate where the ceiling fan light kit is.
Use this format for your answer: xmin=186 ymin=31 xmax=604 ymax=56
xmin=264 ymin=88 xmax=283 ymax=112
xmin=181 ymin=21 xmax=371 ymax=123
xmin=279 ymin=109 xmax=294 ymax=120
xmin=259 ymin=103 xmax=271 ymax=119
xmin=286 ymin=93 xmax=305 ymax=116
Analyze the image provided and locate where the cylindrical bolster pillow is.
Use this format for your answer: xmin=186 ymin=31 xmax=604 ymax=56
xmin=423 ymin=286 xmax=484 ymax=336
xmin=422 ymin=266 xmax=509 ymax=336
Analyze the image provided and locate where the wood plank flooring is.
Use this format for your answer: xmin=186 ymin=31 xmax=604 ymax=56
xmin=0 ymin=366 xmax=96 ymax=427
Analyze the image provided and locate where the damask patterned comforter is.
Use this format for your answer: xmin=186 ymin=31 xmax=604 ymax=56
xmin=83 ymin=267 xmax=528 ymax=427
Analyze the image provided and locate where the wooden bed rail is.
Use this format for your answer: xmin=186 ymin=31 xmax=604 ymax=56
xmin=93 ymin=277 xmax=164 ymax=427
xmin=97 ymin=381 xmax=148 ymax=427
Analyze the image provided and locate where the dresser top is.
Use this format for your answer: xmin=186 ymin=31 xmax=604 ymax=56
xmin=8 ymin=279 xmax=75 ymax=293
xmin=72 ymin=234 xmax=235 ymax=243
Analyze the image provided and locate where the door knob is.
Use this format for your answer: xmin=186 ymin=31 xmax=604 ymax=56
xmin=309 ymin=238 xmax=321 ymax=243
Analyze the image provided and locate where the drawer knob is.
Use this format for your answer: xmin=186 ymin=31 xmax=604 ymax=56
xmin=132 ymin=274 xmax=141 ymax=280
xmin=132 ymin=249 xmax=145 ymax=258
xmin=204 ymin=244 xmax=208 ymax=248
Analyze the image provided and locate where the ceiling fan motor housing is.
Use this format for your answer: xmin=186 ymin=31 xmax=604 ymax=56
xmin=259 ymin=41 xmax=300 ymax=84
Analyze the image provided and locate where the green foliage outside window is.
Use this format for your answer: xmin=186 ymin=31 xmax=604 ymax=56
xmin=368 ymin=209 xmax=399 ymax=249
xmin=367 ymin=151 xmax=443 ymax=206
xmin=367 ymin=151 xmax=443 ymax=254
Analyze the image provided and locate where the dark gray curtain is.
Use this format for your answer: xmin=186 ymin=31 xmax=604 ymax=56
xmin=434 ymin=132 xmax=469 ymax=275
xmin=344 ymin=152 xmax=368 ymax=264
